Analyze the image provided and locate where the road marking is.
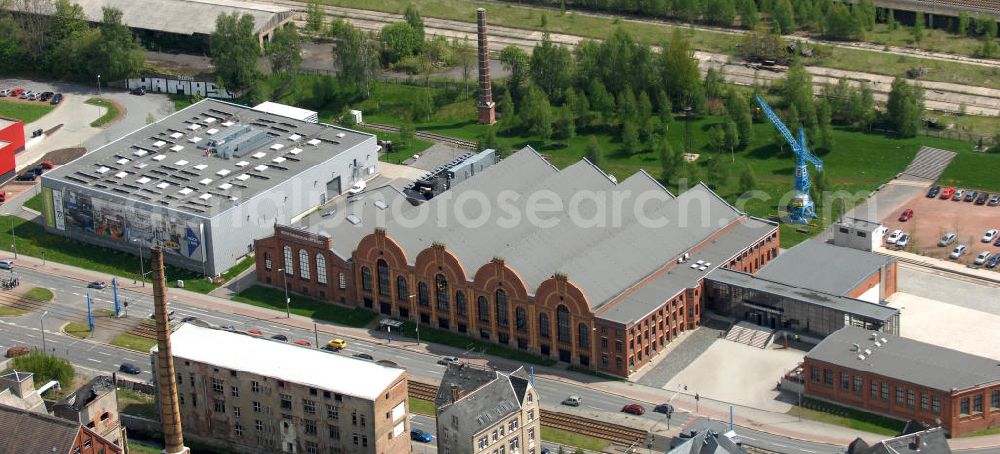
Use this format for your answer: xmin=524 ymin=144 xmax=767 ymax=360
xmin=95 ymin=351 xmax=112 ymax=356
xmin=86 ymin=358 xmax=101 ymax=363
xmin=22 ymin=333 xmax=36 ymax=338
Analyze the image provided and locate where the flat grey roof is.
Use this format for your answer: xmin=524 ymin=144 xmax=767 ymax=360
xmin=42 ymin=99 xmax=372 ymax=218
xmin=597 ymin=218 xmax=775 ymax=324
xmin=838 ymin=217 xmax=882 ymax=233
xmin=50 ymin=0 xmax=292 ymax=36
xmin=807 ymin=326 xmax=1000 ymax=392
xmin=756 ymin=240 xmax=893 ymax=297
xmin=707 ymin=268 xmax=899 ymax=321
xmin=403 ymin=143 xmax=470 ymax=171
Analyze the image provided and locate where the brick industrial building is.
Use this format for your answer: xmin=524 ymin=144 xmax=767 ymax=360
xmin=0 ymin=402 xmax=122 ymax=454
xmin=803 ymin=326 xmax=1000 ymax=436
xmin=255 ymin=148 xmax=779 ymax=378
xmin=154 ymin=323 xmax=411 ymax=454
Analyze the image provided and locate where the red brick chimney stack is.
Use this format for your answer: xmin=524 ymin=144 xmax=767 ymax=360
xmin=152 ymin=246 xmax=190 ymax=454
xmin=476 ymin=8 xmax=496 ymax=125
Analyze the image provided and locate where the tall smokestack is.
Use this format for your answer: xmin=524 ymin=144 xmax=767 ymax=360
xmin=152 ymin=246 xmax=189 ymax=454
xmin=476 ymin=8 xmax=496 ymax=125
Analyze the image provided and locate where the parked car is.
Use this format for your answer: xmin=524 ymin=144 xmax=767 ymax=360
xmin=0 ymin=89 xmax=10 ymax=96
xmin=293 ymin=340 xmax=311 ymax=347
xmin=975 ymin=251 xmax=992 ymax=265
xmin=938 ymin=233 xmax=957 ymax=247
xmin=376 ymin=359 xmax=399 ymax=367
xmin=951 ymin=189 xmax=965 ymax=201
xmin=180 ymin=316 xmax=197 ymax=323
xmin=983 ymin=229 xmax=998 ymax=243
xmin=994 ymin=236 xmax=1000 ymax=247
xmin=896 ymin=233 xmax=910 ymax=249
xmin=897 ymin=209 xmax=913 ymax=222
xmin=0 ymin=259 xmax=13 ymax=270
xmin=977 ymin=192 xmax=990 ymax=205
xmin=130 ymin=87 xmax=146 ymax=95
xmin=926 ymin=186 xmax=941 ymax=198
xmin=325 ymin=338 xmax=347 ymax=350
xmin=949 ymin=245 xmax=968 ymax=259
xmin=247 ymin=328 xmax=263 ymax=336
xmin=653 ymin=403 xmax=675 ymax=415
xmin=886 ymin=229 xmax=903 ymax=244
xmin=270 ymin=334 xmax=288 ymax=341
xmin=38 ymin=161 xmax=54 ymax=170
xmin=436 ymin=356 xmax=460 ymax=366
xmin=353 ymin=353 xmax=374 ymax=361
xmin=50 ymin=93 xmax=63 ymax=105
xmin=19 ymin=90 xmax=33 ymax=99
xmin=990 ymin=195 xmax=1000 ymax=207
xmin=0 ymin=192 xmax=6 ymax=203
xmin=410 ymin=429 xmax=434 ymax=443
xmin=5 ymin=346 xmax=30 ymax=358
xmin=987 ymin=254 xmax=1000 ymax=268
xmin=119 ymin=363 xmax=141 ymax=374
xmin=965 ymin=191 xmax=978 ymax=202
xmin=38 ymin=92 xmax=53 ymax=101
xmin=87 ymin=281 xmax=107 ymax=289
xmin=347 ymin=180 xmax=366 ymax=195
xmin=939 ymin=187 xmax=956 ymax=199
xmin=561 ymin=395 xmax=582 ymax=407
xmin=621 ymin=403 xmax=646 ymax=415
xmin=9 ymin=88 xmax=25 ymax=97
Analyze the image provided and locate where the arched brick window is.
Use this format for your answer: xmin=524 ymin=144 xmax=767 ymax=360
xmin=282 ymin=246 xmax=293 ymax=275
xmin=538 ymin=313 xmax=550 ymax=339
xmin=360 ymin=267 xmax=372 ymax=291
xmin=578 ymin=323 xmax=590 ymax=348
xmin=396 ymin=276 xmax=408 ymax=301
xmin=495 ymin=289 xmax=508 ymax=328
xmin=477 ymin=296 xmax=490 ymax=322
xmin=298 ymin=250 xmax=310 ymax=280
xmin=316 ymin=254 xmax=327 ymax=285
xmin=417 ymin=282 xmax=429 ymax=307
xmin=456 ymin=291 xmax=467 ymax=316
xmin=264 ymin=252 xmax=272 ymax=270
xmin=557 ymin=305 xmax=571 ymax=343
xmin=435 ymin=274 xmax=449 ymax=311
xmin=377 ymin=260 xmax=390 ymax=297
xmin=516 ymin=307 xmax=528 ymax=332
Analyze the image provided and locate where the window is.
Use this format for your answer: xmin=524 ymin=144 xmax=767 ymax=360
xmin=435 ymin=274 xmax=450 ymax=311
xmin=537 ymin=312 xmax=550 ymax=338
xmin=351 ymin=410 xmax=357 ymax=425
xmin=377 ymin=260 xmax=390 ymax=297
xmin=234 ymin=407 xmax=240 ymax=418
xmin=327 ymin=405 xmax=339 ymax=419
xmin=993 ymin=390 xmax=1000 ymax=410
xmin=932 ymin=397 xmax=941 ymax=415
xmin=281 ymin=394 xmax=292 ymax=410
xmin=896 ymin=387 xmax=905 ymax=405
xmin=478 ymin=296 xmax=490 ymax=322
xmin=810 ymin=367 xmax=820 ymax=383
xmin=305 ymin=420 xmax=317 ymax=435
xmin=214 ymin=399 xmax=226 ymax=413
xmin=578 ymin=323 xmax=590 ymax=348
xmin=339 ymin=272 xmax=346 ymax=289
xmin=823 ymin=369 xmax=833 ymax=386
xmin=881 ymin=383 xmax=889 ymax=401
xmin=305 ymin=441 xmax=318 ymax=454
xmin=907 ymin=389 xmax=915 ymax=407
xmin=870 ymin=381 xmax=878 ymax=399
xmin=304 ymin=399 xmax=316 ymax=414
xmin=528 ymin=428 xmax=535 ymax=441
xmin=299 ymin=250 xmax=310 ymax=279
xmin=253 ymin=401 xmax=261 ymax=412
xmin=316 ymin=255 xmax=327 ymax=285
xmin=264 ymin=253 xmax=272 ymax=270
xmin=516 ymin=307 xmax=527 ymax=332
xmin=212 ymin=378 xmax=224 ymax=392
xmin=853 ymin=376 xmax=862 ymax=393
xmin=234 ymin=423 xmax=243 ymax=437
xmin=283 ymin=246 xmax=293 ymax=275
xmin=556 ymin=305 xmax=571 ymax=343
xmin=418 ymin=282 xmax=429 ymax=307
xmin=191 ymin=394 xmax=197 ymax=407
xmin=397 ymin=276 xmax=408 ymax=301
xmin=231 ymin=386 xmax=239 ymax=397
xmin=256 ymin=420 xmax=264 ymax=432
xmin=362 ymin=435 xmax=368 ymax=447
xmin=251 ymin=380 xmax=260 ymax=393
xmin=841 ymin=372 xmax=849 ymax=390
xmin=361 ymin=267 xmax=372 ymax=291
xmin=495 ymin=290 xmax=508 ymax=327
xmin=973 ymin=395 xmax=983 ymax=414
xmin=329 ymin=425 xmax=340 ymax=439
xmin=478 ymin=437 xmax=487 ymax=450
xmin=961 ymin=398 xmax=970 ymax=416
xmin=508 ymin=419 xmax=519 ymax=431
xmin=921 ymin=393 xmax=929 ymax=411
xmin=456 ymin=292 xmax=467 ymax=316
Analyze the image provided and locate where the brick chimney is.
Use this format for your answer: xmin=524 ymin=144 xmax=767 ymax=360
xmin=1 ymin=371 xmax=34 ymax=399
xmin=449 ymin=383 xmax=464 ymax=404
xmin=476 ymin=8 xmax=496 ymax=125
xmin=151 ymin=246 xmax=190 ymax=454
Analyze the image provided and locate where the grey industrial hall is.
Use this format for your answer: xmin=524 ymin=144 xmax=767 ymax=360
xmin=39 ymin=99 xmax=378 ymax=276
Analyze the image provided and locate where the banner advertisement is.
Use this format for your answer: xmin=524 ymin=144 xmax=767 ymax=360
xmin=42 ymin=187 xmax=54 ymax=228
xmin=52 ymin=190 xmax=65 ymax=231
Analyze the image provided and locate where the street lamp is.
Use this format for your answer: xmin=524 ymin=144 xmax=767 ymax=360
xmin=277 ymin=269 xmax=291 ymax=318
xmin=132 ymin=239 xmax=145 ymax=287
xmin=10 ymin=217 xmax=17 ymax=259
xmin=97 ymin=74 xmax=101 ymax=96
xmin=684 ymin=105 xmax=693 ymax=155
xmin=40 ymin=311 xmax=48 ymax=353
xmin=408 ymin=293 xmax=419 ymax=345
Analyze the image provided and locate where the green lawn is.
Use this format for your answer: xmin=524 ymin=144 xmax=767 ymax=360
xmin=24 ymin=286 xmax=53 ymax=302
xmin=958 ymin=426 xmax=1000 ymax=438
xmin=127 ymin=442 xmax=162 ymax=454
xmin=85 ymin=98 xmax=121 ymax=128
xmin=220 ymin=254 xmax=256 ymax=283
xmin=63 ymin=322 xmax=91 ymax=339
xmin=939 ymin=151 xmax=1000 ymax=192
xmin=398 ymin=320 xmax=557 ymax=367
xmin=111 ymin=333 xmax=157 ymax=352
xmin=0 ymin=306 xmax=26 ymax=316
xmin=318 ymin=0 xmax=1000 ymax=91
xmin=409 ymin=397 xmax=435 ymax=416
xmin=541 ymin=426 xmax=610 ymax=452
xmin=0 ymin=99 xmax=54 ymax=123
xmin=117 ymin=387 xmax=159 ymax=419
xmin=22 ymin=193 xmax=44 ymax=213
xmin=233 ymin=285 xmax=377 ymax=327
xmin=787 ymin=397 xmax=904 ymax=436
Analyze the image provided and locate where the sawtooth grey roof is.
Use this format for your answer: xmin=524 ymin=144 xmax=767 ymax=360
xmin=756 ymin=239 xmax=893 ymax=297
xmin=668 ymin=430 xmax=746 ymax=454
xmin=42 ymin=99 xmax=373 ymax=218
xmin=53 ymin=0 xmax=292 ymax=36
xmin=806 ymin=326 xmax=1000 ymax=392
xmin=298 ymin=181 xmax=412 ymax=260
xmin=707 ymin=268 xmax=899 ymax=321
xmin=598 ymin=217 xmax=776 ymax=324
xmin=436 ymin=365 xmax=529 ymax=440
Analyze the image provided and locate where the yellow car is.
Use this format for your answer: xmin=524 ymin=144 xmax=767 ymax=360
xmin=326 ymin=338 xmax=347 ymax=350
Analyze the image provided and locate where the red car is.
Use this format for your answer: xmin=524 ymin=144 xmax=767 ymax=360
xmin=39 ymin=161 xmax=54 ymax=170
xmin=5 ymin=346 xmax=30 ymax=358
xmin=898 ymin=209 xmax=913 ymax=222
xmin=621 ymin=404 xmax=645 ymax=415
xmin=293 ymin=340 xmax=311 ymax=347
xmin=247 ymin=328 xmax=263 ymax=336
xmin=939 ymin=187 xmax=956 ymax=199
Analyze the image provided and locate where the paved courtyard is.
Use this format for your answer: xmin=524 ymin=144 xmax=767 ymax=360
xmin=662 ymin=339 xmax=805 ymax=412
xmin=887 ymin=292 xmax=1000 ymax=360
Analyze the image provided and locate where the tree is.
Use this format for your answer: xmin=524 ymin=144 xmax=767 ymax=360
xmin=497 ymin=90 xmax=515 ymax=123
xmin=586 ymin=79 xmax=615 ymax=124
xmin=707 ymin=154 xmax=730 ymax=189
xmin=380 ymin=22 xmax=422 ymax=64
xmin=499 ymin=45 xmax=530 ymax=100
xmin=659 ymin=30 xmax=703 ymax=110
xmin=455 ymin=37 xmax=475 ymax=95
xmin=658 ymin=136 xmax=683 ymax=184
xmin=823 ymin=2 xmax=863 ymax=41
xmin=566 ymin=87 xmax=592 ymax=129
xmin=477 ymin=127 xmax=498 ymax=152
xmin=704 ymin=67 xmax=727 ymax=100
xmin=306 ymin=0 xmax=324 ymax=33
xmin=737 ymin=0 xmax=759 ymax=29
xmin=529 ymin=34 xmax=575 ymax=102
xmin=267 ymin=23 xmax=302 ymax=76
xmin=886 ymin=77 xmax=923 ymax=137
xmin=781 ymin=58 xmax=817 ymax=127
xmin=553 ymin=110 xmax=576 ymax=140
xmin=409 ymin=89 xmax=434 ymax=122
xmin=334 ymin=25 xmax=380 ymax=97
xmin=725 ymin=89 xmax=753 ymax=149
xmin=815 ymin=98 xmax=834 ymax=152
xmin=853 ymin=0 xmax=876 ymax=31
xmin=327 ymin=17 xmax=349 ymax=38
xmin=738 ymin=164 xmax=758 ymax=194
xmin=584 ymin=136 xmax=603 ymax=168
xmin=12 ymin=352 xmax=74 ymax=388
xmin=621 ymin=122 xmax=640 ymax=155
xmin=520 ymin=86 xmax=553 ymax=140
xmin=211 ymin=13 xmax=261 ymax=95
xmin=702 ymin=0 xmax=736 ymax=26
xmin=88 ymin=6 xmax=144 ymax=81
xmin=771 ymin=0 xmax=795 ymax=34
xmin=397 ymin=122 xmax=415 ymax=151
xmin=403 ymin=3 xmax=425 ymax=42
xmin=957 ymin=10 xmax=970 ymax=36
xmin=724 ymin=118 xmax=739 ymax=156
xmin=912 ymin=12 xmax=925 ymax=43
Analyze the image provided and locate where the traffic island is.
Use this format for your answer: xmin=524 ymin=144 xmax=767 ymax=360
xmin=62 ymin=321 xmax=92 ymax=339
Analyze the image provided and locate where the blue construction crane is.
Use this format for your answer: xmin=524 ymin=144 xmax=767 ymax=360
xmin=754 ymin=95 xmax=824 ymax=224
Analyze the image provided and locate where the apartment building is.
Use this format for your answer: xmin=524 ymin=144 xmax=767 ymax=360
xmin=153 ymin=323 xmax=411 ymax=454
xmin=435 ymin=364 xmax=541 ymax=454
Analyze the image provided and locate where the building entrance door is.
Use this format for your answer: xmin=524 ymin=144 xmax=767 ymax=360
xmin=558 ymin=349 xmax=571 ymax=363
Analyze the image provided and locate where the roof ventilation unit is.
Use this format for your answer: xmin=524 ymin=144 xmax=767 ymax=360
xmin=209 ymin=124 xmax=274 ymax=160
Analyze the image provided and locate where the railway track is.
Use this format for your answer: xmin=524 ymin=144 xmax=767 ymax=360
xmin=407 ymin=380 xmax=648 ymax=446
xmin=892 ymin=255 xmax=1000 ymax=289
xmin=363 ymin=122 xmax=477 ymax=150
xmin=0 ymin=291 xmax=148 ymax=336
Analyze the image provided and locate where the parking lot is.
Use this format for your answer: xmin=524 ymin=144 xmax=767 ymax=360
xmin=880 ymin=186 xmax=1000 ymax=267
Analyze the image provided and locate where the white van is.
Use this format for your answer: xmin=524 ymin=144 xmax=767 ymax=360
xmin=0 ymin=260 xmax=13 ymax=270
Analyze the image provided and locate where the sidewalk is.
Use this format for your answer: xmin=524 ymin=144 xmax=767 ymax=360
xmin=876 ymin=245 xmax=1000 ymax=285
xmin=9 ymin=250 xmax=1000 ymax=451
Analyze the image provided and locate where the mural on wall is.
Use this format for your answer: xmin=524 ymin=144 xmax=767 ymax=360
xmin=125 ymin=76 xmax=236 ymax=99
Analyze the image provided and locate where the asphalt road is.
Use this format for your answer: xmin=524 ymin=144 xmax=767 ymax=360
xmin=0 ymin=267 xmax=894 ymax=454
